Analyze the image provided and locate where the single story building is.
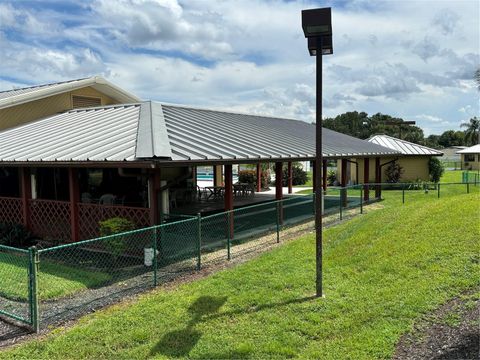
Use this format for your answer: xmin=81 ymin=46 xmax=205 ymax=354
xmin=457 ymin=144 xmax=480 ymax=171
xmin=338 ymin=134 xmax=443 ymax=184
xmin=0 ymin=76 xmax=399 ymax=243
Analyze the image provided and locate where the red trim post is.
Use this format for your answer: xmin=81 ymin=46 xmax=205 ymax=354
xmin=287 ymin=162 xmax=293 ymax=194
xmin=224 ymin=164 xmax=234 ymax=238
xmin=341 ymin=159 xmax=348 ymax=207
xmin=322 ymin=159 xmax=327 ymax=193
xmin=149 ymin=169 xmax=161 ymax=225
xmin=375 ymin=157 xmax=381 ymax=198
xmin=256 ymin=163 xmax=261 ymax=192
xmin=275 ymin=162 xmax=283 ymax=200
xmin=275 ymin=162 xmax=283 ymax=224
xmin=363 ymin=158 xmax=370 ymax=202
xmin=68 ymin=168 xmax=80 ymax=243
xmin=19 ymin=167 xmax=32 ymax=229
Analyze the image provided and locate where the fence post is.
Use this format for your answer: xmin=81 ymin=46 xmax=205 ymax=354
xmin=437 ymin=183 xmax=441 ymax=199
xmin=467 ymin=182 xmax=470 ymax=194
xmin=226 ymin=211 xmax=231 ymax=260
xmin=402 ymin=183 xmax=405 ymax=204
xmin=339 ymin=189 xmax=343 ymax=220
xmin=153 ymin=227 xmax=158 ymax=287
xmin=360 ymin=186 xmax=363 ymax=214
xmin=28 ymin=246 xmax=39 ymax=333
xmin=196 ymin=213 xmax=201 ymax=270
xmin=276 ymin=201 xmax=281 ymax=243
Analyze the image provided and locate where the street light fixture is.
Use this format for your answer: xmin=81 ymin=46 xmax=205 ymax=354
xmin=302 ymin=7 xmax=333 ymax=298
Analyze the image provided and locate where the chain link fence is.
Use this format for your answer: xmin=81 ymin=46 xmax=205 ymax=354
xmin=0 ymin=181 xmax=478 ymax=331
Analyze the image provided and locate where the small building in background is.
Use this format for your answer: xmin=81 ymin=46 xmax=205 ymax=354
xmin=339 ymin=134 xmax=443 ymax=185
xmin=457 ymin=144 xmax=480 ymax=171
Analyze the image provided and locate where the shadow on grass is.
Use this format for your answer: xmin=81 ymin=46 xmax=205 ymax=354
xmin=149 ymin=296 xmax=227 ymax=358
xmin=149 ymin=294 xmax=317 ymax=358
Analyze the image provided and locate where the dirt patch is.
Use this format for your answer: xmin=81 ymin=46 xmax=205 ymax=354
xmin=393 ymin=291 xmax=480 ymax=360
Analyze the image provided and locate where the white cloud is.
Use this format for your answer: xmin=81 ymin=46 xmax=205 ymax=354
xmin=0 ymin=0 xmax=478 ymax=135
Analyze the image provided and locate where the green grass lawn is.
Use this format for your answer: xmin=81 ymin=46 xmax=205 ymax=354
xmin=3 ymin=184 xmax=479 ymax=359
xmin=0 ymin=253 xmax=111 ymax=301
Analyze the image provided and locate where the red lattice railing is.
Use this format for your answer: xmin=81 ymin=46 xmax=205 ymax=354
xmin=78 ymin=203 xmax=151 ymax=240
xmin=0 ymin=196 xmax=24 ymax=225
xmin=29 ymin=199 xmax=71 ymax=243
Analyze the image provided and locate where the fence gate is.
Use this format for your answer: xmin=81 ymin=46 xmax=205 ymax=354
xmin=0 ymin=245 xmax=37 ymax=331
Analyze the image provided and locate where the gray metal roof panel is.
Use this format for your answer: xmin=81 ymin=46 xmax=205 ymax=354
xmin=161 ymin=105 xmax=399 ymax=160
xmin=0 ymin=101 xmax=400 ymax=163
xmin=0 ymin=104 xmax=140 ymax=162
xmin=368 ymin=135 xmax=443 ymax=156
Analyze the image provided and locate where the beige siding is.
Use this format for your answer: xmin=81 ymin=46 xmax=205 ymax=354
xmin=349 ymin=156 xmax=432 ymax=183
xmin=0 ymin=86 xmax=117 ymax=131
xmin=461 ymin=154 xmax=480 ymax=171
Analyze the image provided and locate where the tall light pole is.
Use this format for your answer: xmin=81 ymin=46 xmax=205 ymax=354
xmin=302 ymin=7 xmax=333 ymax=297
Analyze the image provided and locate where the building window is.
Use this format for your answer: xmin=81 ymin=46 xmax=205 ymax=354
xmin=464 ymin=154 xmax=475 ymax=162
xmin=72 ymin=95 xmax=102 ymax=109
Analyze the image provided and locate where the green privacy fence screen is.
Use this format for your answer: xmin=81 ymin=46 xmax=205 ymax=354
xmin=0 ymin=182 xmax=478 ymax=332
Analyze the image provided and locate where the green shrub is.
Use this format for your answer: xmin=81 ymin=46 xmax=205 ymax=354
xmin=238 ymin=170 xmax=256 ymax=184
xmin=99 ymin=217 xmax=135 ymax=237
xmin=327 ymin=170 xmax=337 ymax=186
xmin=238 ymin=169 xmax=271 ymax=190
xmin=429 ymin=157 xmax=444 ymax=183
xmin=385 ymin=162 xmax=403 ymax=183
xmin=0 ymin=223 xmax=32 ymax=248
xmin=99 ymin=218 xmax=135 ymax=265
xmin=282 ymin=165 xmax=308 ymax=186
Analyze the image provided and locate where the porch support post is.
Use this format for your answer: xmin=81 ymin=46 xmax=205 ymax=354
xmin=214 ymin=165 xmax=223 ymax=187
xmin=313 ymin=160 xmax=317 ymax=192
xmin=341 ymin=159 xmax=348 ymax=207
xmin=287 ymin=162 xmax=293 ymax=194
xmin=20 ymin=168 xmax=32 ymax=229
xmin=224 ymin=164 xmax=234 ymax=238
xmin=275 ymin=162 xmax=283 ymax=225
xmin=375 ymin=157 xmax=381 ymax=198
xmin=68 ymin=168 xmax=80 ymax=243
xmin=275 ymin=162 xmax=283 ymax=200
xmin=363 ymin=158 xmax=370 ymax=202
xmin=322 ymin=159 xmax=327 ymax=193
xmin=256 ymin=163 xmax=261 ymax=192
xmin=149 ymin=169 xmax=161 ymax=225
xmin=224 ymin=165 xmax=233 ymax=211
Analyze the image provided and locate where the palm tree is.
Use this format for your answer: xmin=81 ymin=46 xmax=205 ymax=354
xmin=461 ymin=117 xmax=480 ymax=145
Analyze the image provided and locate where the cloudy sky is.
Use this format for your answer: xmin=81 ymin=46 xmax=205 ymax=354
xmin=0 ymin=0 xmax=478 ymax=135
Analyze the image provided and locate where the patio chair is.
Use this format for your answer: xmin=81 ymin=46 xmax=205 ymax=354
xmin=99 ymin=193 xmax=115 ymax=205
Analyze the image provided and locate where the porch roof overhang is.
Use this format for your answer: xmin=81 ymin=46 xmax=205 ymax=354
xmin=0 ymin=101 xmax=400 ymax=166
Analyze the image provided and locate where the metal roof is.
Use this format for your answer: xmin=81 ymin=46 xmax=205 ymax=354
xmin=0 ymin=102 xmax=400 ymax=164
xmin=0 ymin=76 xmax=140 ymax=110
xmin=0 ymin=104 xmax=141 ymax=162
xmin=161 ymin=105 xmax=399 ymax=161
xmin=457 ymin=144 xmax=480 ymax=154
xmin=368 ymin=134 xmax=443 ymax=156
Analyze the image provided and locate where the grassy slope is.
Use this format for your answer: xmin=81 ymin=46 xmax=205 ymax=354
xmin=0 ymin=254 xmax=111 ymax=301
xmin=2 ymin=190 xmax=479 ymax=359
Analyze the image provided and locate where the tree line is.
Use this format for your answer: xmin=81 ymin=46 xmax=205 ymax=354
xmin=322 ymin=112 xmax=479 ymax=149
